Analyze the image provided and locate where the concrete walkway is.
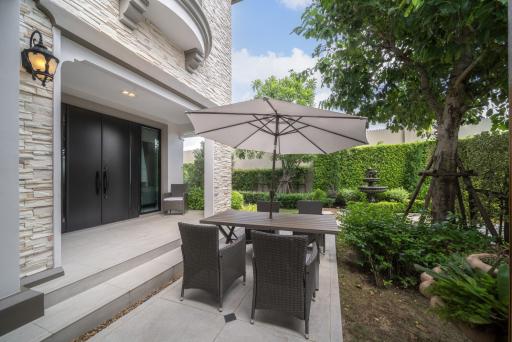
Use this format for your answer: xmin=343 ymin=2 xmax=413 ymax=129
xmin=90 ymin=234 xmax=343 ymax=342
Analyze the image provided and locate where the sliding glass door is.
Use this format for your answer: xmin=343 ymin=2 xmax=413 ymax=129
xmin=140 ymin=126 xmax=161 ymax=213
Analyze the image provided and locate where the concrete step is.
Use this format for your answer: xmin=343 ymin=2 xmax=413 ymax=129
xmin=33 ymin=238 xmax=181 ymax=308
xmin=0 ymin=249 xmax=183 ymax=342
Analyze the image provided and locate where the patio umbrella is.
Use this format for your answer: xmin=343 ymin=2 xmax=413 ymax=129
xmin=186 ymin=97 xmax=368 ymax=218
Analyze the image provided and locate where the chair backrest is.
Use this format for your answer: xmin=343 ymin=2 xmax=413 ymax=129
xmin=252 ymin=231 xmax=308 ymax=299
xmin=297 ymin=200 xmax=323 ymax=215
xmin=172 ymin=184 xmax=187 ymax=196
xmin=178 ymin=223 xmax=219 ymax=271
xmin=257 ymin=201 xmax=280 ymax=213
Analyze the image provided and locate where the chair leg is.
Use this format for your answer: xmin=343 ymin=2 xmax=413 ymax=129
xmin=180 ymin=283 xmax=184 ymax=301
xmin=250 ymin=288 xmax=256 ymax=324
xmin=305 ymin=317 xmax=309 ymax=339
xmin=218 ymin=290 xmax=223 ymax=312
xmin=243 ymin=273 xmax=246 ymax=285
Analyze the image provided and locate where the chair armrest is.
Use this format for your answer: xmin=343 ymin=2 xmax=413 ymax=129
xmin=162 ymin=192 xmax=172 ymax=199
xmin=219 ymin=232 xmax=246 ymax=259
xmin=305 ymin=243 xmax=318 ymax=268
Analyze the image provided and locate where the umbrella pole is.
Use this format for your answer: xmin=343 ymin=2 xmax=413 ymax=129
xmin=269 ymin=116 xmax=279 ymax=219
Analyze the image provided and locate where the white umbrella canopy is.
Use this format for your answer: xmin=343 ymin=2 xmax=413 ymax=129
xmin=186 ymin=97 xmax=368 ymax=218
xmin=187 ymin=98 xmax=368 ymax=154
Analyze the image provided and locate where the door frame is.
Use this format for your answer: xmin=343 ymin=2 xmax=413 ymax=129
xmin=139 ymin=124 xmax=162 ymax=215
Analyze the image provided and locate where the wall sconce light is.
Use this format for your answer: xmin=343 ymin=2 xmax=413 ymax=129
xmin=21 ymin=30 xmax=59 ymax=87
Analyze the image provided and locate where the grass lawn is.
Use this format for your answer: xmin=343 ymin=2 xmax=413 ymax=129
xmin=336 ymin=238 xmax=469 ymax=342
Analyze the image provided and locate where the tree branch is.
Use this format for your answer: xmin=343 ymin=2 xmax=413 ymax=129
xmin=377 ymin=33 xmax=443 ymax=117
xmin=453 ymin=53 xmax=484 ymax=89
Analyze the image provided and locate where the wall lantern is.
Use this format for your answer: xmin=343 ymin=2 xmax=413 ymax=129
xmin=21 ymin=30 xmax=59 ymax=87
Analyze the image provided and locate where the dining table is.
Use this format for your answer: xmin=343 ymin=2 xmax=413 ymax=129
xmin=200 ymin=209 xmax=339 ymax=243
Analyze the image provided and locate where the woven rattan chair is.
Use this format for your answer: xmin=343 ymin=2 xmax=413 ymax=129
xmin=295 ymin=200 xmax=326 ymax=253
xmin=251 ymin=231 xmax=318 ymax=339
xmin=178 ymin=222 xmax=246 ymax=312
xmin=162 ymin=184 xmax=188 ymax=214
xmin=245 ymin=201 xmax=280 ymax=243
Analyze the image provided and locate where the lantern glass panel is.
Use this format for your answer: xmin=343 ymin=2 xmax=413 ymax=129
xmin=48 ymin=58 xmax=58 ymax=74
xmin=28 ymin=51 xmax=46 ymax=72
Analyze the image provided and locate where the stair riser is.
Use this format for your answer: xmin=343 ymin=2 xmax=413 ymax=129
xmin=42 ymin=262 xmax=183 ymax=342
xmin=44 ymin=240 xmax=181 ymax=308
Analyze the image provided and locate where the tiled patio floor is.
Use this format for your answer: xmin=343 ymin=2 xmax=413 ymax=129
xmin=33 ymin=211 xmax=204 ymax=295
xmin=89 ymin=233 xmax=343 ymax=342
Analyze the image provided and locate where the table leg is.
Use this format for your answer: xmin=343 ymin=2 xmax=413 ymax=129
xmin=218 ymin=225 xmax=238 ymax=243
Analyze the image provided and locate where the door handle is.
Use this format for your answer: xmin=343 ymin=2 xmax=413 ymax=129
xmin=103 ymin=167 xmax=109 ymax=199
xmin=95 ymin=171 xmax=100 ymax=195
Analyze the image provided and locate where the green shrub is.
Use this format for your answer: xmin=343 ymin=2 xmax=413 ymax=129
xmin=240 ymin=203 xmax=257 ymax=212
xmin=336 ymin=188 xmax=365 ymax=206
xmin=187 ymin=186 xmax=204 ymax=210
xmin=311 ymin=188 xmax=327 ymax=200
xmin=231 ymin=191 xmax=244 ymax=210
xmin=343 ymin=202 xmax=494 ymax=287
xmin=233 ymin=167 xmax=310 ymax=191
xmin=239 ymin=191 xmax=269 ymax=204
xmin=418 ymin=255 xmax=508 ymax=329
xmin=277 ymin=192 xmax=311 ymax=209
xmin=377 ymin=187 xmax=409 ymax=202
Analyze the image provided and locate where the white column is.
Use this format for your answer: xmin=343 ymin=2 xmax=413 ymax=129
xmin=0 ymin=0 xmax=21 ymax=299
xmin=167 ymin=128 xmax=184 ymax=190
xmin=52 ymin=27 xmax=62 ymax=268
xmin=204 ymin=139 xmax=215 ymax=216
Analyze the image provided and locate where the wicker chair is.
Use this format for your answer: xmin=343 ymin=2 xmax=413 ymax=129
xmin=178 ymin=222 xmax=246 ymax=311
xmin=162 ymin=184 xmax=188 ymax=214
xmin=295 ymin=200 xmax=326 ymax=253
xmin=251 ymin=231 xmax=318 ymax=339
xmin=245 ymin=201 xmax=280 ymax=243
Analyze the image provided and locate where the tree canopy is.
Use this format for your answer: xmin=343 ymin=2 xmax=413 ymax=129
xmin=295 ymin=0 xmax=508 ymax=132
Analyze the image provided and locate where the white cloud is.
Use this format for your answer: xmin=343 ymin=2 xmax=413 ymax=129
xmin=279 ymin=0 xmax=312 ymax=10
xmin=232 ymin=47 xmax=330 ymax=105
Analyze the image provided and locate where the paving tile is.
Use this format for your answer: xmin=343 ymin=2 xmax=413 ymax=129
xmin=214 ymin=320 xmax=305 ymax=342
xmin=90 ymin=297 xmax=224 ymax=342
xmin=0 ymin=323 xmax=50 ymax=342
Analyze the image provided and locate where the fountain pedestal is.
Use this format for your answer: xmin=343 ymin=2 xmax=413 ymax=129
xmin=359 ymin=168 xmax=388 ymax=202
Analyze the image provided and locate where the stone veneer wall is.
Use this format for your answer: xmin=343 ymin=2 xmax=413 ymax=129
xmin=213 ymin=142 xmax=233 ymax=213
xmin=18 ymin=0 xmax=55 ymax=277
xmin=56 ymin=0 xmax=232 ymax=106
xmin=16 ymin=0 xmax=233 ymax=276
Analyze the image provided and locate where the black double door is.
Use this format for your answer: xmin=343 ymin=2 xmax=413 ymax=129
xmin=63 ymin=104 xmax=141 ymax=232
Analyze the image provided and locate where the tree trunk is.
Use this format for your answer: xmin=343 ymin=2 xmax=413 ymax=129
xmin=430 ymin=95 xmax=463 ymax=222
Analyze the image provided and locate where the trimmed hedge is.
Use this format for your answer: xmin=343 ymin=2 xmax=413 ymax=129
xmin=239 ymin=191 xmax=334 ymax=209
xmin=314 ymin=141 xmax=433 ymax=192
xmin=314 ymin=132 xmax=508 ymax=196
xmin=232 ymin=167 xmax=310 ymax=191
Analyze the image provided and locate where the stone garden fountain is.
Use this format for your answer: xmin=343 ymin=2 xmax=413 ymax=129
xmin=359 ymin=168 xmax=388 ymax=202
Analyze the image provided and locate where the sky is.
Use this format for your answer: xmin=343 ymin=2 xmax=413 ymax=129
xmin=185 ymin=0 xmax=319 ymax=151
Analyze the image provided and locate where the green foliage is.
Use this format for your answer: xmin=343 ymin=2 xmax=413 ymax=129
xmin=311 ymin=188 xmax=327 ymax=200
xmin=377 ymin=187 xmax=410 ymax=203
xmin=239 ymin=191 xmax=334 ymax=209
xmin=296 ymin=0 xmax=508 ymax=131
xmin=231 ymin=191 xmax=244 ymax=210
xmin=458 ymin=131 xmax=509 ymax=194
xmin=187 ymin=186 xmax=204 ymax=210
xmin=232 ymin=167 xmax=310 ymax=191
xmin=276 ymin=193 xmax=311 ymax=209
xmin=343 ymin=202 xmax=494 ymax=287
xmin=252 ymin=70 xmax=316 ymax=106
xmin=238 ymin=191 xmax=269 ymax=204
xmin=336 ymin=188 xmax=365 ymax=206
xmin=240 ymin=203 xmax=257 ymax=212
xmin=314 ymin=141 xmax=433 ymax=192
xmin=184 ymin=142 xmax=204 ymax=188
xmin=418 ymin=255 xmax=508 ymax=328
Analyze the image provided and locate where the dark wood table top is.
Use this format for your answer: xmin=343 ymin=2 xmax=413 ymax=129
xmin=200 ymin=210 xmax=339 ymax=235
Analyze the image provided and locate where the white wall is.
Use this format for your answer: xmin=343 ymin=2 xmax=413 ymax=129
xmin=0 ymin=0 xmax=21 ymax=299
xmin=167 ymin=129 xmax=184 ymax=188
